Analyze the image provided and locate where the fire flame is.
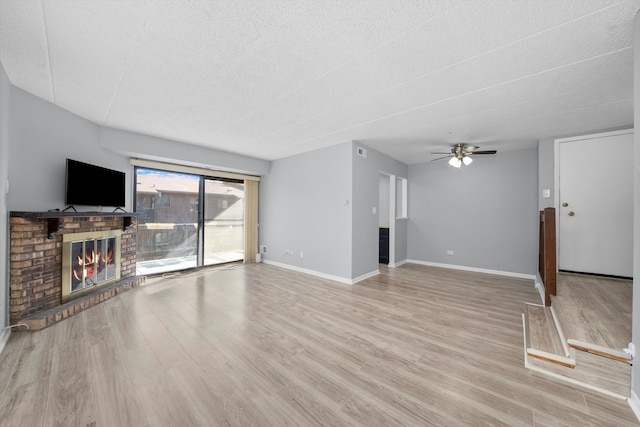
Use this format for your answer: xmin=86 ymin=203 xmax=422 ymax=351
xmin=71 ymin=248 xmax=113 ymax=283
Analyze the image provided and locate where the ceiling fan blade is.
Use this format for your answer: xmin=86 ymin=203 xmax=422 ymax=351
xmin=430 ymin=155 xmax=452 ymax=162
xmin=461 ymin=145 xmax=479 ymax=153
xmin=469 ymin=150 xmax=497 ymax=155
xmin=430 ymin=152 xmax=452 ymax=155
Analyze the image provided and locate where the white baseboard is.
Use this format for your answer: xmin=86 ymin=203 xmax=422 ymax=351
xmin=352 ymin=269 xmax=380 ymax=284
xmin=406 ymin=259 xmax=536 ymax=280
xmin=263 ymin=258 xmax=537 ymax=285
xmin=535 ymin=272 xmax=545 ymax=304
xmin=389 ymin=259 xmax=408 ymax=268
xmin=0 ymin=328 xmax=10 ymax=356
xmin=629 ymin=390 xmax=640 ymax=422
xmin=263 ymin=260 xmax=379 ymax=285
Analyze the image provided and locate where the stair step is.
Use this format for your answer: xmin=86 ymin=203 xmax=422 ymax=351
xmin=522 ymin=304 xmax=631 ymax=399
xmin=524 ymin=303 xmax=571 ymax=366
xmin=568 ymin=339 xmax=632 ymax=364
xmin=526 ymin=345 xmax=630 ymax=399
xmin=526 ymin=349 xmax=575 ymax=368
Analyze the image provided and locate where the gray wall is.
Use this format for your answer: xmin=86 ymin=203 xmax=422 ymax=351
xmin=7 ymin=89 xmax=270 ymax=213
xmin=9 ymin=88 xmax=132 ymax=212
xmin=259 ymin=141 xmax=407 ymax=281
xmin=395 ymin=214 xmax=408 ymax=264
xmin=259 ymin=142 xmax=353 ymax=279
xmin=100 ymin=127 xmax=269 ymax=177
xmin=379 ymin=174 xmax=390 ymax=227
xmin=408 ymin=148 xmax=538 ymax=275
xmin=632 ymin=11 xmax=640 ymax=402
xmin=0 ymin=63 xmax=10 ymax=336
xmin=538 ymin=138 xmax=555 ymax=210
xmin=352 ymin=144 xmax=408 ymax=278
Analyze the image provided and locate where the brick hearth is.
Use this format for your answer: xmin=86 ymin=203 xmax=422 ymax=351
xmin=9 ymin=212 xmax=145 ymax=329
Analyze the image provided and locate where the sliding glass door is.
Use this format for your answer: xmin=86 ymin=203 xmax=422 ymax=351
xmin=203 ymin=179 xmax=244 ymax=266
xmin=135 ymin=169 xmax=199 ymax=275
xmin=135 ymin=168 xmax=245 ymax=275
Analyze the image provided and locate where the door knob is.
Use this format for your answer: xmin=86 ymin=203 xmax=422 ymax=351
xmin=562 ymin=202 xmax=569 ymax=207
xmin=568 ymin=211 xmax=575 ymax=216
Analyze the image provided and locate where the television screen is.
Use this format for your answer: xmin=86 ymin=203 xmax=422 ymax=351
xmin=65 ymin=159 xmax=126 ymax=208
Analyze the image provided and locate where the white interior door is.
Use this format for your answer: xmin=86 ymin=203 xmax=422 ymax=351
xmin=558 ymin=131 xmax=633 ymax=277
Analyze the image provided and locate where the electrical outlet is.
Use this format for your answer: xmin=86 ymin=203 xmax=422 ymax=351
xmin=260 ymin=245 xmax=267 ymax=254
xmin=447 ymin=250 xmax=454 ymax=255
xmin=300 ymin=251 xmax=304 ymax=258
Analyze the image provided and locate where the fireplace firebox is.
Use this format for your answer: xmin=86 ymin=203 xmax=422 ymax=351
xmin=62 ymin=230 xmax=122 ymax=302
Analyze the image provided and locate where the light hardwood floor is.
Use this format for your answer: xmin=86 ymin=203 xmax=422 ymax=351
xmin=554 ymin=272 xmax=633 ymax=351
xmin=1 ymin=263 xmax=638 ymax=426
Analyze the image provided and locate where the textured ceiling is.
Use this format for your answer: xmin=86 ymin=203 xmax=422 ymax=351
xmin=0 ymin=0 xmax=638 ymax=164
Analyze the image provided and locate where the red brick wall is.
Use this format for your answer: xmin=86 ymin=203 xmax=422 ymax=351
xmin=9 ymin=215 xmax=138 ymax=324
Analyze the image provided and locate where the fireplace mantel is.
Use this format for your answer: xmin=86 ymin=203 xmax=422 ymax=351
xmin=10 ymin=211 xmax=142 ymax=217
xmin=11 ymin=211 xmax=143 ymax=239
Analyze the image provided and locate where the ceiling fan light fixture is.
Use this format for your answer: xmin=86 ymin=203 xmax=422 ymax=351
xmin=432 ymin=143 xmax=496 ymax=167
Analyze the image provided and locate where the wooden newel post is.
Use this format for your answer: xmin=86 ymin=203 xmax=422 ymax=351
xmin=541 ymin=207 xmax=557 ymax=306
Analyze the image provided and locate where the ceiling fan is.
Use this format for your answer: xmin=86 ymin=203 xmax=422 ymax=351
xmin=431 ymin=143 xmax=497 ymax=168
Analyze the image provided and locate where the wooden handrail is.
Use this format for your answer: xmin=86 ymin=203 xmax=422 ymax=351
xmin=539 ymin=211 xmax=545 ymax=285
xmin=538 ymin=208 xmax=557 ymax=306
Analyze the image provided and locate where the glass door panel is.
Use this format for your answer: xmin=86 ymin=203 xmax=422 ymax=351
xmin=135 ymin=169 xmax=199 ymax=275
xmin=203 ymin=179 xmax=244 ymax=266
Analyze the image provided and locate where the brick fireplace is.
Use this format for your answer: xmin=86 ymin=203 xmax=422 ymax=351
xmin=9 ymin=212 xmax=145 ymax=329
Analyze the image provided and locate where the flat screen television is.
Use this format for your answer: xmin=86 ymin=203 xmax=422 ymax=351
xmin=65 ymin=159 xmax=126 ymax=208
